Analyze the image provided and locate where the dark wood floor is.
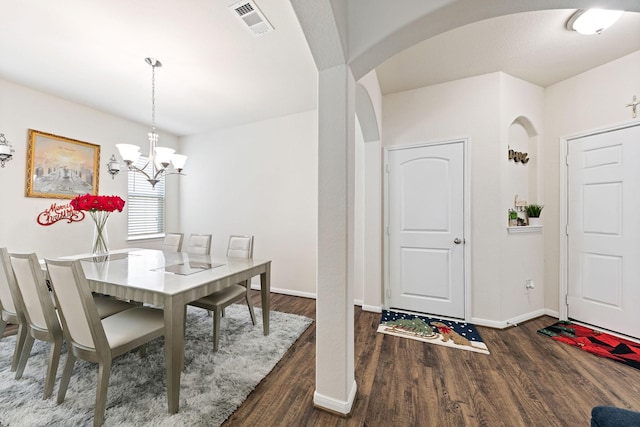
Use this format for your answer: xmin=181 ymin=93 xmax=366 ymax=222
xmin=225 ymin=292 xmax=640 ymax=427
xmin=4 ymin=294 xmax=639 ymax=426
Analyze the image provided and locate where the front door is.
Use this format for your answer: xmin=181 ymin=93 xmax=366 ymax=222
xmin=387 ymin=140 xmax=465 ymax=319
xmin=567 ymin=124 xmax=640 ymax=338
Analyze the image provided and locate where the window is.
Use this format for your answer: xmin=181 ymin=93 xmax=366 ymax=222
xmin=126 ymin=156 xmax=165 ymax=237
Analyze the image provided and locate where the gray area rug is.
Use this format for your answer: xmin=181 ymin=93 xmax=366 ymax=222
xmin=0 ymin=305 xmax=312 ymax=426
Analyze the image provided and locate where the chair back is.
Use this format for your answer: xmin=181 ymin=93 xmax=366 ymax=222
xmin=45 ymin=259 xmax=107 ymax=351
xmin=0 ymin=248 xmax=18 ymax=316
xmin=227 ymin=235 xmax=254 ymax=259
xmin=162 ymin=233 xmax=184 ymax=252
xmin=187 ymin=234 xmax=212 ymax=255
xmin=8 ymin=252 xmax=59 ymax=335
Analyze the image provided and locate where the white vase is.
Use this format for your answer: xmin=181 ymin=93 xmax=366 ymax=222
xmin=528 ymin=217 xmax=541 ymax=226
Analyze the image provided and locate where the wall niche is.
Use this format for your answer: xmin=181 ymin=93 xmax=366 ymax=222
xmin=507 ymin=116 xmax=539 ymax=229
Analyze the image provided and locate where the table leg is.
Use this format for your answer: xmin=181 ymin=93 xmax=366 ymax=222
xmin=164 ymin=298 xmax=184 ymax=414
xmin=260 ymin=263 xmax=271 ymax=335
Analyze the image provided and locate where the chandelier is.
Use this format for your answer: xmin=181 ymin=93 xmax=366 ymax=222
xmin=114 ymin=57 xmax=186 ymax=187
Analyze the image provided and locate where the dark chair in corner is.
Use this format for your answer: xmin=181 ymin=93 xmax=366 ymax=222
xmin=189 ymin=235 xmax=256 ymax=351
xmin=161 ymin=233 xmax=184 ymax=252
xmin=591 ymin=406 xmax=640 ymax=427
xmin=46 ymin=258 xmax=166 ymax=427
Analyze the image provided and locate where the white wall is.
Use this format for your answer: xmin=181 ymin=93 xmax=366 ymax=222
xmin=544 ymin=49 xmax=640 ymax=312
xmin=356 ymin=70 xmax=383 ymax=312
xmin=0 ymin=78 xmax=180 ymax=258
xmin=382 ymin=72 xmax=547 ymax=326
xmin=178 ymin=110 xmax=318 ymax=296
xmin=353 ymin=116 xmax=365 ymax=305
xmin=499 ymin=73 xmax=545 ymax=324
xmin=382 ymin=72 xmax=504 ymax=323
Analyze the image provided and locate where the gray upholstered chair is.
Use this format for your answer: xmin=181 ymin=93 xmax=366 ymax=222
xmin=0 ymin=248 xmax=27 ymax=372
xmin=9 ymin=252 xmax=65 ymax=400
xmin=161 ymin=233 xmax=184 ymax=252
xmin=45 ymin=258 xmax=165 ymax=427
xmin=8 ymin=252 xmax=136 ymax=399
xmin=189 ymin=235 xmax=256 ymax=351
xmin=186 ymin=234 xmax=212 ymax=255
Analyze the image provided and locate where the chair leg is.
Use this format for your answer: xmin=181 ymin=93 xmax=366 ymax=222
xmin=57 ymin=352 xmax=76 ymax=404
xmin=213 ymin=308 xmax=222 ymax=352
xmin=246 ymin=293 xmax=256 ymax=326
xmin=0 ymin=318 xmax=6 ymax=338
xmin=15 ymin=333 xmax=35 ymax=380
xmin=94 ymin=359 xmax=112 ymax=427
xmin=43 ymin=338 xmax=63 ymax=399
xmin=11 ymin=323 xmax=28 ymax=372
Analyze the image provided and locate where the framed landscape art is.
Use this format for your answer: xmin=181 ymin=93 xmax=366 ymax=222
xmin=26 ymin=129 xmax=101 ymax=199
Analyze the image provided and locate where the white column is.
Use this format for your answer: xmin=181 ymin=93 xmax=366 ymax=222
xmin=313 ymin=63 xmax=357 ymax=414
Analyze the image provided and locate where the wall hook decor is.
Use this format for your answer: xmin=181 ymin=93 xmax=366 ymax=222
xmin=626 ymin=95 xmax=638 ymax=119
xmin=508 ymin=146 xmax=529 ymax=164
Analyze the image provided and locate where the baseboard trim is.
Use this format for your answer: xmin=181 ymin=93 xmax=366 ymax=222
xmin=250 ymin=284 xmax=316 ymax=300
xmin=472 ymin=309 xmax=549 ymax=329
xmin=313 ymin=380 xmax=357 ymax=416
xmin=361 ymin=304 xmax=382 ymax=313
xmin=249 ymin=287 xmax=560 ymax=324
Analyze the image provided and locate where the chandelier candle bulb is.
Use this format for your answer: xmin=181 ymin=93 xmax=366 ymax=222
xmin=171 ymin=154 xmax=187 ymax=173
xmin=153 ymin=147 xmax=176 ymax=167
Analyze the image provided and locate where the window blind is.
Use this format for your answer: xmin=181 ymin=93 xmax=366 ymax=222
xmin=127 ymin=156 xmax=165 ymax=236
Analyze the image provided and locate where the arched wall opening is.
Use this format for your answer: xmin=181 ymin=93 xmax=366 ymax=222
xmin=507 ymin=115 xmax=540 ymax=209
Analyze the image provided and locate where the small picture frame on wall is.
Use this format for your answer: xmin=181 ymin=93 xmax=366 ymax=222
xmin=26 ymin=129 xmax=101 ymax=199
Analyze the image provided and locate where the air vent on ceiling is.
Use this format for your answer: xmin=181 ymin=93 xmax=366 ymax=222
xmin=230 ymin=0 xmax=273 ymax=37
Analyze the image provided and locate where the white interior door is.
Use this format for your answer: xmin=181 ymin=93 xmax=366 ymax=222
xmin=387 ymin=140 xmax=465 ymax=319
xmin=567 ymin=124 xmax=640 ymax=338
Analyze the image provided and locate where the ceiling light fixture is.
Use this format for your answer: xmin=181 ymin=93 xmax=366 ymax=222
xmin=567 ymin=9 xmax=623 ymax=35
xmin=0 ymin=133 xmax=14 ymax=167
xmin=115 ymin=57 xmax=187 ymax=188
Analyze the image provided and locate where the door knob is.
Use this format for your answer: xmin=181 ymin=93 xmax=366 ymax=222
xmin=454 ymin=238 xmax=462 ymax=244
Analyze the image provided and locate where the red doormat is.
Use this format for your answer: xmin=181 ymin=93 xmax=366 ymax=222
xmin=538 ymin=321 xmax=640 ymax=371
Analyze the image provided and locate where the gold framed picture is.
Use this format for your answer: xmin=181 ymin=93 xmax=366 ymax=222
xmin=26 ymin=129 xmax=101 ymax=199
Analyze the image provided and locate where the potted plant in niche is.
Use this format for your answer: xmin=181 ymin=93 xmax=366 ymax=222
xmin=526 ymin=204 xmax=544 ymax=226
xmin=508 ymin=209 xmax=518 ymax=227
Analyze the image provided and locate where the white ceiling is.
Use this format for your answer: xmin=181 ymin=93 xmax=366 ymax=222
xmin=376 ymin=9 xmax=640 ymax=94
xmin=0 ymin=0 xmax=318 ymax=136
xmin=1 ymin=3 xmax=639 ymax=136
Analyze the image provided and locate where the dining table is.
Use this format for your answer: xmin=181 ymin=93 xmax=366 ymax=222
xmin=57 ymin=248 xmax=271 ymax=414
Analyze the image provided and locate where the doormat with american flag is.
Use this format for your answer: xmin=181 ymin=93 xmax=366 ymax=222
xmin=377 ymin=310 xmax=490 ymax=355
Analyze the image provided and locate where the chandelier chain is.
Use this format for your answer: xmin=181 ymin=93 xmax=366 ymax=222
xmin=151 ymin=62 xmax=156 ymax=135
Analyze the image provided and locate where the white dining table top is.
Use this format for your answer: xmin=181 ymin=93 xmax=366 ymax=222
xmin=58 ymin=248 xmax=270 ymax=297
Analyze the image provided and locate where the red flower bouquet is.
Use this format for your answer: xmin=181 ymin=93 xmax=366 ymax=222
xmin=70 ymin=194 xmax=125 ymax=212
xmin=70 ymin=194 xmax=125 ymax=255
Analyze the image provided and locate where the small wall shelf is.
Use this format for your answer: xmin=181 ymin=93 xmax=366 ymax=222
xmin=507 ymin=225 xmax=542 ymax=234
